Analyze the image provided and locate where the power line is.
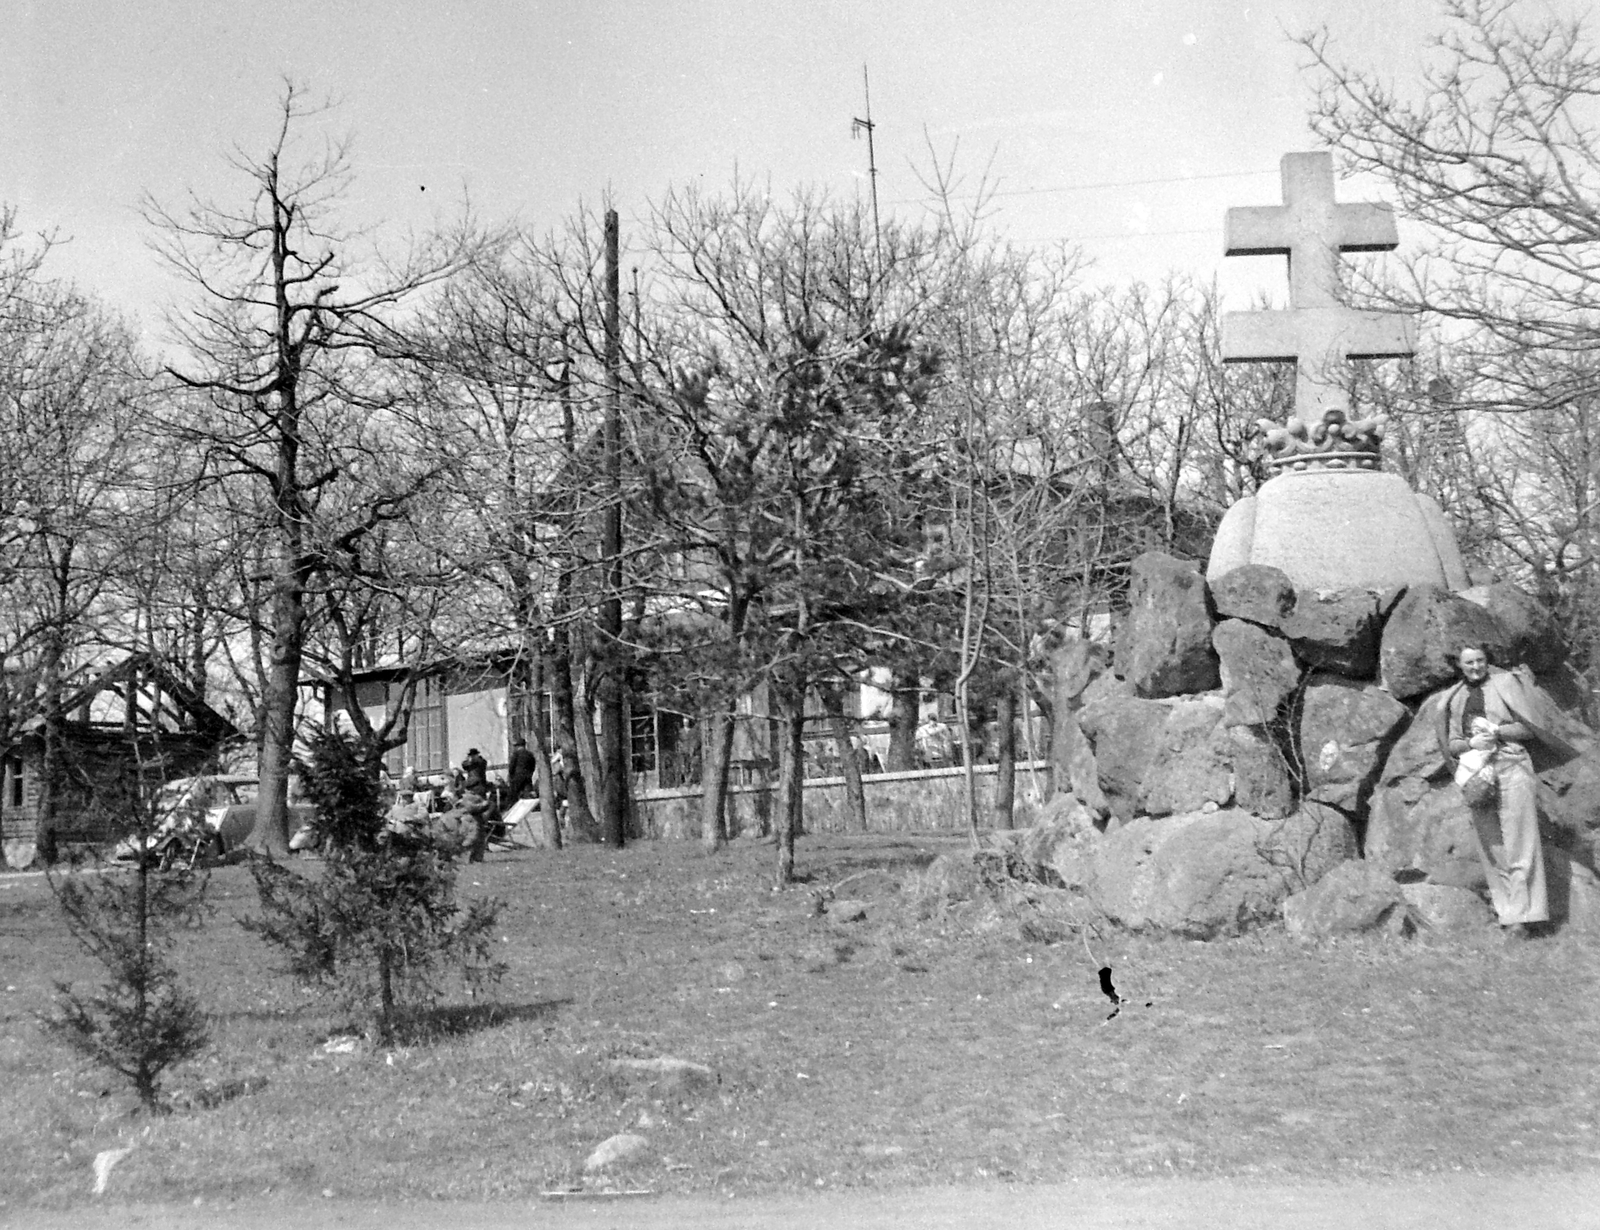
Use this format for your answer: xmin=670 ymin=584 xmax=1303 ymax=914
xmin=889 ymin=167 xmax=1278 ymax=206
xmin=1066 ymin=226 xmax=1217 ymax=243
xmin=993 ymin=167 xmax=1279 ymax=197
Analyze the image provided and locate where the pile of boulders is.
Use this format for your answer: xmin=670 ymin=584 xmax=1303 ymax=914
xmin=1006 ymin=552 xmax=1600 ymax=940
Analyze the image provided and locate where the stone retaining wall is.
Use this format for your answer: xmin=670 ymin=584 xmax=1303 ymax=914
xmin=636 ymin=761 xmax=1053 ymax=841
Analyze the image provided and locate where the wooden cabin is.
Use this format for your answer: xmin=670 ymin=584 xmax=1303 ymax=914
xmin=1 ymin=654 xmax=239 ymax=863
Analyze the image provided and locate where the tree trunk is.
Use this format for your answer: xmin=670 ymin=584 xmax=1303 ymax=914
xmin=37 ymin=627 xmax=63 ymax=862
xmin=700 ymin=704 xmax=735 ymax=850
xmin=378 ymin=947 xmax=396 ymax=1045
xmin=547 ymin=625 xmax=598 ymax=842
xmin=187 ymin=594 xmax=210 ymax=711
xmin=247 ymin=169 xmax=316 ymax=862
xmin=750 ymin=751 xmax=771 ymax=837
xmin=550 ymin=358 xmax=598 ymax=844
xmin=573 ymin=657 xmax=606 ymax=828
xmin=886 ymin=676 xmax=918 ymax=770
xmin=527 ymin=646 xmax=561 ymax=850
xmin=955 ymin=679 xmax=980 ymax=848
xmin=776 ymin=707 xmax=806 ymax=838
xmin=700 ymin=593 xmax=748 ymax=850
xmin=247 ymin=576 xmax=305 ymax=857
xmin=823 ymin=685 xmax=867 ymax=831
xmin=775 ymin=687 xmax=804 ymax=886
xmin=598 ymin=208 xmax=628 ymax=848
xmin=992 ymin=685 xmax=1016 ymax=830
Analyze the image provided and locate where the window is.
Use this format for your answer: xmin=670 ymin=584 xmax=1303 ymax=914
xmin=630 ymin=708 xmax=656 ymax=775
xmin=4 ymin=756 xmax=22 ymax=809
xmin=408 ymin=676 xmax=448 ymax=775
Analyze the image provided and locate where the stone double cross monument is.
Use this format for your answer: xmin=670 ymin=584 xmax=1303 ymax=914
xmin=1205 ymin=152 xmax=1468 ymax=593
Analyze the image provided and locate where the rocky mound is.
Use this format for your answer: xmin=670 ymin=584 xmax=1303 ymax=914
xmin=1028 ymin=552 xmax=1600 ymax=940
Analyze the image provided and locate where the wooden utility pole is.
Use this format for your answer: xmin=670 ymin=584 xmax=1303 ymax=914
xmin=599 ymin=208 xmax=627 ymax=847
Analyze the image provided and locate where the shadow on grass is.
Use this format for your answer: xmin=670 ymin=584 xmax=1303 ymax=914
xmin=822 ymin=848 xmax=942 ymax=877
xmin=388 ymin=996 xmax=573 ymax=1044
xmin=214 ymin=1005 xmax=320 ymax=1024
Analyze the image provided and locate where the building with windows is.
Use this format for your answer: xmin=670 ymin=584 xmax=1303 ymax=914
xmin=1 ymin=653 xmax=240 ymax=863
xmin=324 ymin=654 xmax=703 ymax=790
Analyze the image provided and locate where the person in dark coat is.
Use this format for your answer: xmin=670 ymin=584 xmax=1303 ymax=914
xmin=460 ymin=748 xmax=489 ymax=794
xmin=507 ymin=737 xmax=537 ymax=800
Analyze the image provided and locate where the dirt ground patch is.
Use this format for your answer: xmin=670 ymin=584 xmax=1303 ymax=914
xmin=15 ymin=1175 xmax=1600 ymax=1230
xmin=3 ymin=832 xmax=1599 ymax=1214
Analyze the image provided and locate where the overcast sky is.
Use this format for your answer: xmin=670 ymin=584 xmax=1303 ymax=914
xmin=5 ymin=0 xmax=1464 ymax=341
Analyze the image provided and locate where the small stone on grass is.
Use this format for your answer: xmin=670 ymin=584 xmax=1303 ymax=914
xmin=585 ymin=1133 xmax=649 ymax=1172
xmin=91 ymin=1147 xmax=134 ymax=1195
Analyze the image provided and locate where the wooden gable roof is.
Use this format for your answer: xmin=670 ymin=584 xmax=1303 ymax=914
xmin=33 ymin=652 xmax=240 ymax=745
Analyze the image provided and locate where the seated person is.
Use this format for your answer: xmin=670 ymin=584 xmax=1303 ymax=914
xmin=384 ymin=790 xmax=429 ymax=839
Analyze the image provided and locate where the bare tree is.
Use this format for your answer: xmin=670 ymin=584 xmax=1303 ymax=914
xmin=1302 ymin=0 xmax=1600 ymax=673
xmin=635 ymin=184 xmax=942 ymax=873
xmin=0 ymin=220 xmax=147 ymax=856
xmin=145 ymin=83 xmax=494 ymax=854
xmin=1304 ymin=0 xmax=1600 ymax=380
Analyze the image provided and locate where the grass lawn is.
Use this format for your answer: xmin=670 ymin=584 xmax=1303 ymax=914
xmin=3 ymin=831 xmax=1599 ymax=1212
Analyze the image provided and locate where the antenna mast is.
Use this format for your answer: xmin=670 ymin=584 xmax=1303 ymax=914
xmin=852 ymin=64 xmax=883 ymax=280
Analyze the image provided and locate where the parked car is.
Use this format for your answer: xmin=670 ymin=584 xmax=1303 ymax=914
xmin=110 ymin=774 xmax=315 ymax=867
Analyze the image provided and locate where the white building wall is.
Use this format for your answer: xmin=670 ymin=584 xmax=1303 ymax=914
xmin=446 ymin=688 xmax=509 ymax=774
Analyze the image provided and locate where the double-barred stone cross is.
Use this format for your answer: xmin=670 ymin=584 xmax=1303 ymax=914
xmin=1222 ymin=151 xmax=1416 ymax=428
xmin=1205 ymin=152 xmax=1468 ymax=592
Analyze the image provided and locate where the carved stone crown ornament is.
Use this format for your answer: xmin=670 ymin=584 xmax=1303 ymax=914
xmin=1256 ymin=408 xmax=1387 ymax=472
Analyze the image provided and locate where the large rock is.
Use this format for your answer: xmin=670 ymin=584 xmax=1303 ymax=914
xmin=1281 ymin=589 xmax=1383 ymax=679
xmin=1078 ymin=693 xmax=1174 ymax=822
xmin=1113 ymin=552 xmax=1220 ymax=698
xmin=1055 ymin=714 xmax=1111 ymax=820
xmin=1014 ymin=799 xmax=1098 ymax=881
xmin=1547 ymin=846 xmax=1600 ymax=934
xmin=1137 ymin=695 xmax=1232 ymax=817
xmin=1080 ymin=669 xmax=1134 ymax=708
xmin=1208 ymin=564 xmax=1296 ymax=630
xmin=1092 ymin=808 xmax=1313 ymax=938
xmin=1213 ymin=619 xmax=1300 ymax=725
xmin=1299 ymin=677 xmax=1410 ymax=810
xmin=1044 ymin=638 xmax=1108 ymax=807
xmin=1379 ymin=584 xmax=1513 ymax=700
xmin=1513 ymin=675 xmax=1600 ymax=771
xmin=1272 ymin=800 xmax=1359 ymax=885
xmin=1378 ymin=692 xmax=1451 ymax=786
xmin=1364 ymin=778 xmax=1486 ymax=889
xmin=1042 ymin=824 xmax=1101 ymax=896
xmin=1539 ymin=748 xmax=1600 ymax=838
xmin=1224 ymin=723 xmax=1297 ymax=819
xmin=1083 ymin=690 xmax=1295 ymax=822
xmin=1066 ymin=676 xmax=1137 ymax=819
xmin=1049 ymin=638 xmax=1109 ymax=710
xmin=994 ymin=809 xmax=1101 ymax=894
xmin=1459 ymin=582 xmax=1565 ymax=674
xmin=1400 ymin=882 xmax=1494 ymax=932
xmin=1282 ymin=859 xmax=1408 ymax=940
xmin=1540 ymin=660 xmax=1596 ymax=723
